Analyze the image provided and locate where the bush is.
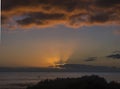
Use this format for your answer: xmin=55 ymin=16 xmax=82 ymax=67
xmin=26 ymin=75 xmax=120 ymax=89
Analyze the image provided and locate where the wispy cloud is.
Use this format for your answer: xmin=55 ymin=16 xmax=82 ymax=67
xmin=113 ymin=50 xmax=120 ymax=54
xmin=84 ymin=57 xmax=97 ymax=62
xmin=2 ymin=0 xmax=120 ymax=29
xmin=106 ymin=53 xmax=120 ymax=59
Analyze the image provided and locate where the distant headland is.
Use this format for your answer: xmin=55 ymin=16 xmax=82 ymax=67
xmin=0 ymin=64 xmax=120 ymax=72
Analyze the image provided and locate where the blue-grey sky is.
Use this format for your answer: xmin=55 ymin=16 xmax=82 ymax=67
xmin=1 ymin=25 xmax=120 ymax=67
xmin=1 ymin=0 xmax=120 ymax=67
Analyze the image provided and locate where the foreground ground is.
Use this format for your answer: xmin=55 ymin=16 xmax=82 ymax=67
xmin=27 ymin=75 xmax=120 ymax=89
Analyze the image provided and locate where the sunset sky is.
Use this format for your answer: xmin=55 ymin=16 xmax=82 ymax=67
xmin=1 ymin=0 xmax=120 ymax=68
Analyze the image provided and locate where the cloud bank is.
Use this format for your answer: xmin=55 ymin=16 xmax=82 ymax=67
xmin=2 ymin=0 xmax=120 ymax=29
xmin=106 ymin=54 xmax=120 ymax=59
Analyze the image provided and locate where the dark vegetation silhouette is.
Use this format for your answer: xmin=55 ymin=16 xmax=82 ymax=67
xmin=26 ymin=75 xmax=120 ymax=89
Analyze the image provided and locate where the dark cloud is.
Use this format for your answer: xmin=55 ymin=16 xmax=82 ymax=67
xmin=106 ymin=54 xmax=120 ymax=59
xmin=1 ymin=0 xmax=120 ymax=29
xmin=2 ymin=0 xmax=38 ymax=11
xmin=85 ymin=57 xmax=97 ymax=62
xmin=95 ymin=0 xmax=120 ymax=8
xmin=17 ymin=12 xmax=65 ymax=26
xmin=90 ymin=13 xmax=109 ymax=23
xmin=1 ymin=0 xmax=89 ymax=12
xmin=1 ymin=16 xmax=7 ymax=24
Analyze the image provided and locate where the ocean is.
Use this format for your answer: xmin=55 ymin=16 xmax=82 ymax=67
xmin=0 ymin=72 xmax=120 ymax=89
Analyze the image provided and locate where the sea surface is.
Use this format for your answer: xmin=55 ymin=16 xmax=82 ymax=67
xmin=0 ymin=72 xmax=120 ymax=89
